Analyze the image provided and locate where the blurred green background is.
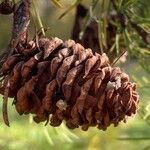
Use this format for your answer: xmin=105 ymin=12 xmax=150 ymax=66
xmin=0 ymin=0 xmax=150 ymax=150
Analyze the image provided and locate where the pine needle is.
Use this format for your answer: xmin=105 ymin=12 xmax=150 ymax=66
xmin=59 ymin=0 xmax=83 ymax=19
xmin=3 ymin=80 xmax=10 ymax=127
xmin=51 ymin=0 xmax=63 ymax=8
xmin=111 ymin=50 xmax=127 ymax=66
xmin=32 ymin=0 xmax=45 ymax=36
xmin=44 ymin=127 xmax=54 ymax=145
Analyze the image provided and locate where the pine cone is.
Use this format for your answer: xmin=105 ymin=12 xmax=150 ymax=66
xmin=0 ymin=37 xmax=139 ymax=130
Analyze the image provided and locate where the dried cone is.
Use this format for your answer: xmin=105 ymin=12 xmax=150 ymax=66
xmin=0 ymin=36 xmax=139 ymax=130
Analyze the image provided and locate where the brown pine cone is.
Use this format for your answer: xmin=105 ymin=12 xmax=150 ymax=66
xmin=0 ymin=37 xmax=139 ymax=130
